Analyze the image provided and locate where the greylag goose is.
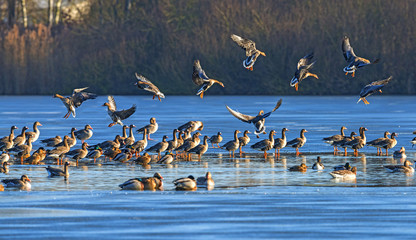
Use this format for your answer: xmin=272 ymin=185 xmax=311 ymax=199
xmin=333 ymin=132 xmax=357 ymax=156
xmin=119 ymin=172 xmax=163 ymax=191
xmin=91 ymin=135 xmax=122 ymax=151
xmin=26 ymin=121 xmax=42 ymax=143
xmin=156 ymin=153 xmax=174 ymax=164
xmin=393 ymin=147 xmax=407 ymax=159
xmin=55 ymin=128 xmax=77 ymax=148
xmin=367 ymin=131 xmax=390 ymax=155
xmin=344 ymin=127 xmax=367 ymax=156
xmin=53 ymin=87 xmax=97 ymax=118
xmin=1 ymin=175 xmax=31 ymax=190
xmin=46 ymin=161 xmax=70 ymax=177
xmin=41 ymin=135 xmax=62 ymax=147
xmin=323 ymin=126 xmax=347 ymax=153
xmin=288 ymin=163 xmax=307 ymax=172
xmin=330 ymin=167 xmax=357 ymax=180
xmin=12 ymin=126 xmax=29 ymax=147
xmin=165 ymin=129 xmax=179 ymax=154
xmin=173 ymin=175 xmax=197 ymax=191
xmin=0 ymin=126 xmax=18 ymax=150
xmin=226 ymin=99 xmax=282 ymax=138
xmin=188 ymin=135 xmax=210 ymax=160
xmin=9 ymin=135 xmax=33 ymax=164
xmin=274 ymin=128 xmax=289 ymax=156
xmin=74 ymin=125 xmax=93 ymax=143
xmin=209 ymin=132 xmax=223 ymax=148
xmin=103 ymin=96 xmax=136 ymax=127
xmin=358 ymin=76 xmax=392 ymax=104
xmin=134 ymin=73 xmax=165 ymax=101
xmin=176 ymin=132 xmax=202 ymax=160
xmin=290 ymin=52 xmax=319 ymax=91
xmin=251 ymin=130 xmax=276 ymax=159
xmin=220 ymin=130 xmax=240 ymax=158
xmin=197 ymin=172 xmax=215 ymax=189
xmin=66 ymin=142 xmax=89 ymax=166
xmin=146 ymin=135 xmax=169 ymax=160
xmin=378 ymin=132 xmax=398 ymax=156
xmin=287 ymin=129 xmax=308 ymax=155
xmin=384 ymin=160 xmax=413 ymax=173
xmin=124 ymin=125 xmax=136 ymax=146
xmin=192 ymin=60 xmax=224 ymax=98
xmin=312 ymin=156 xmax=325 ymax=170
xmin=119 ymin=125 xmax=128 ymax=142
xmin=132 ymin=129 xmax=148 ymax=156
xmin=238 ymin=130 xmax=251 ymax=154
xmin=137 ymin=117 xmax=158 ymax=140
xmin=342 ymin=36 xmax=379 ymax=77
xmin=48 ymin=135 xmax=71 ymax=165
xmin=230 ymin=34 xmax=266 ymax=71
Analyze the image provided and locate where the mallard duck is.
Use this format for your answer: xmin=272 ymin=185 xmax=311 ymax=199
xmin=287 ymin=129 xmax=308 ymax=155
xmin=178 ymin=121 xmax=204 ymax=133
xmin=333 ymin=132 xmax=357 ymax=156
xmin=188 ymin=135 xmax=210 ymax=160
xmin=137 ymin=117 xmax=158 ymax=140
xmin=86 ymin=146 xmax=103 ymax=163
xmin=334 ymin=162 xmax=351 ymax=171
xmin=104 ymin=147 xmax=121 ymax=160
xmin=132 ymin=129 xmax=148 ymax=156
xmin=46 ymin=161 xmax=70 ymax=177
xmin=119 ymin=172 xmax=163 ymax=191
xmin=357 ymin=76 xmax=392 ymax=104
xmin=66 ymin=142 xmax=89 ymax=166
xmin=146 ymin=135 xmax=169 ymax=159
xmin=344 ymin=127 xmax=368 ymax=156
xmin=274 ymin=128 xmax=289 ymax=156
xmin=156 ymin=152 xmax=174 ymax=164
xmin=48 ymin=135 xmax=71 ymax=165
xmin=103 ymin=96 xmax=136 ymax=127
xmin=134 ymin=152 xmax=152 ymax=165
xmin=196 ymin=172 xmax=215 ymax=188
xmin=230 ymin=34 xmax=266 ymax=71
xmin=1 ymin=175 xmax=31 ymax=191
xmin=377 ymin=132 xmax=398 ymax=156
xmin=323 ymin=126 xmax=347 ymax=153
xmin=329 ymin=167 xmax=357 ymax=180
xmin=0 ymin=162 xmax=9 ymax=173
xmin=12 ymin=126 xmax=29 ymax=147
xmin=288 ymin=163 xmax=307 ymax=172
xmin=384 ymin=160 xmax=414 ymax=173
xmin=74 ymin=125 xmax=93 ymax=143
xmin=238 ymin=130 xmax=251 ymax=154
xmin=53 ymin=87 xmax=97 ymax=118
xmin=312 ymin=156 xmax=325 ymax=170
xmin=290 ymin=52 xmax=319 ymax=91
xmin=173 ymin=175 xmax=197 ymax=191
xmin=209 ymin=132 xmax=223 ymax=148
xmin=226 ymin=99 xmax=282 ymax=138
xmin=26 ymin=121 xmax=42 ymax=143
xmin=0 ymin=126 xmax=18 ymax=150
xmin=220 ymin=130 xmax=241 ymax=158
xmin=41 ymin=135 xmax=62 ymax=147
xmin=113 ymin=149 xmax=133 ymax=163
xmin=251 ymin=130 xmax=276 ymax=159
xmin=165 ymin=129 xmax=180 ymax=154
xmin=342 ymin=36 xmax=379 ymax=77
xmin=192 ymin=60 xmax=224 ymax=99
xmin=134 ymin=73 xmax=165 ymax=101
xmin=367 ymin=131 xmax=390 ymax=155
xmin=411 ymin=137 xmax=416 ymax=147
xmin=393 ymin=147 xmax=407 ymax=159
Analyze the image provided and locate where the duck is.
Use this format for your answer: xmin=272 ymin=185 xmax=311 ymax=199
xmin=274 ymin=128 xmax=289 ymax=156
xmin=12 ymin=126 xmax=29 ymax=147
xmin=344 ymin=127 xmax=368 ymax=156
xmin=91 ymin=135 xmax=122 ymax=151
xmin=378 ymin=132 xmax=398 ymax=156
xmin=329 ymin=167 xmax=357 ymax=180
xmin=238 ymin=130 xmax=251 ymax=154
xmin=0 ymin=126 xmax=18 ymax=150
xmin=113 ymin=149 xmax=133 ymax=163
xmin=176 ymin=132 xmax=202 ymax=160
xmin=46 ymin=161 xmax=70 ymax=177
xmin=333 ymin=132 xmax=357 ymax=156
xmin=178 ymin=121 xmax=204 ymax=133
xmin=74 ymin=125 xmax=93 ymax=143
xmin=103 ymin=95 xmax=136 ymax=127
xmin=290 ymin=52 xmax=319 ymax=91
xmin=196 ymin=172 xmax=215 ymax=188
xmin=384 ymin=160 xmax=414 ymax=173
xmin=9 ymin=135 xmax=33 ymax=164
xmin=188 ymin=135 xmax=210 ymax=161
xmin=367 ymin=131 xmax=390 ymax=155
xmin=288 ymin=163 xmax=307 ymax=172
xmin=230 ymin=34 xmax=266 ymax=71
xmin=209 ymin=132 xmax=223 ymax=148
xmin=66 ymin=142 xmax=89 ymax=166
xmin=48 ymin=135 xmax=71 ymax=165
xmin=334 ymin=162 xmax=352 ymax=171
xmin=251 ymin=130 xmax=276 ymax=159
xmin=137 ymin=117 xmax=158 ymax=140
xmin=86 ymin=146 xmax=103 ymax=163
xmin=134 ymin=152 xmax=152 ymax=165
xmin=342 ymin=36 xmax=379 ymax=77
xmin=119 ymin=172 xmax=163 ymax=191
xmin=53 ymin=87 xmax=97 ymax=118
xmin=220 ymin=130 xmax=241 ymax=158
xmin=26 ymin=121 xmax=42 ymax=143
xmin=226 ymin=99 xmax=282 ymax=138
xmin=173 ymin=175 xmax=197 ymax=191
xmin=124 ymin=125 xmax=136 ymax=146
xmin=156 ymin=152 xmax=174 ymax=164
xmin=411 ymin=137 xmax=416 ymax=147
xmin=41 ymin=135 xmax=62 ymax=147
xmin=25 ymin=147 xmax=47 ymax=165
xmin=134 ymin=73 xmax=165 ymax=101
xmin=312 ymin=156 xmax=325 ymax=170
xmin=104 ymin=147 xmax=121 ymax=160
xmin=0 ymin=152 xmax=10 ymax=164
xmin=323 ymin=126 xmax=347 ymax=153
xmin=393 ymin=147 xmax=407 ymax=159
xmin=146 ymin=135 xmax=169 ymax=160
xmin=165 ymin=129 xmax=179 ymax=154
xmin=132 ymin=129 xmax=148 ymax=156
xmin=287 ymin=129 xmax=308 ymax=155
xmin=0 ymin=162 xmax=9 ymax=173
xmin=192 ymin=60 xmax=225 ymax=98
xmin=357 ymin=76 xmax=392 ymax=104
xmin=1 ymin=175 xmax=31 ymax=191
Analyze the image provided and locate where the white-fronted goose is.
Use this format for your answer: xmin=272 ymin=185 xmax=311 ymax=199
xmin=330 ymin=167 xmax=357 ymax=180
xmin=393 ymin=147 xmax=407 ymax=159
xmin=197 ymin=172 xmax=215 ymax=189
xmin=146 ymin=135 xmax=169 ymax=159
xmin=226 ymin=99 xmax=282 ymax=138
xmin=46 ymin=161 xmax=70 ymax=177
xmin=323 ymin=126 xmax=347 ymax=153
xmin=173 ymin=175 xmax=197 ymax=191
xmin=192 ymin=60 xmax=224 ymax=98
xmin=287 ymin=129 xmax=308 ymax=156
xmin=134 ymin=73 xmax=165 ymax=101
xmin=312 ymin=156 xmax=325 ymax=170
xmin=342 ymin=36 xmax=379 ymax=77
xmin=344 ymin=127 xmax=367 ymax=156
xmin=384 ymin=160 xmax=414 ymax=173
xmin=53 ymin=87 xmax=97 ymax=118
xmin=26 ymin=121 xmax=42 ymax=143
xmin=188 ymin=135 xmax=209 ymax=160
xmin=231 ymin=34 xmax=266 ymax=71
xmin=1 ymin=175 xmax=31 ymax=190
xmin=274 ymin=128 xmax=289 ymax=156
xmin=74 ymin=125 xmax=93 ymax=143
xmin=103 ymin=96 xmax=136 ymax=127
xmin=238 ymin=130 xmax=251 ymax=154
xmin=288 ymin=163 xmax=307 ymax=172
xmin=367 ymin=131 xmax=390 ymax=155
xmin=41 ymin=135 xmax=62 ymax=147
xmin=209 ymin=132 xmax=223 ymax=148
xmin=119 ymin=172 xmax=163 ymax=191
xmin=137 ymin=117 xmax=158 ymax=140
xmin=220 ymin=130 xmax=241 ymax=158
xmin=358 ymin=76 xmax=392 ymax=104
xmin=251 ymin=130 xmax=276 ymax=159
xmin=290 ymin=52 xmax=318 ymax=91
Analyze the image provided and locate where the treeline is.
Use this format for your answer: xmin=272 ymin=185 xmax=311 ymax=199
xmin=0 ymin=0 xmax=414 ymax=95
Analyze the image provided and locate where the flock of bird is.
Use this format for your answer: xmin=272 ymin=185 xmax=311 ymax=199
xmin=0 ymin=34 xmax=412 ymax=192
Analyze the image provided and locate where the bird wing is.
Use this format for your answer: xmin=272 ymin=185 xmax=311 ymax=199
xmin=297 ymin=52 xmax=314 ymax=70
xmin=107 ymin=95 xmax=117 ymax=111
xmin=226 ymin=105 xmax=256 ymax=123
xmin=72 ymin=92 xmax=97 ymax=108
xmin=135 ymin=73 xmax=152 ymax=84
xmin=370 ymin=76 xmax=393 ymax=86
xmin=342 ymin=36 xmax=357 ymax=62
xmin=261 ymin=99 xmax=283 ymax=119
xmin=72 ymin=87 xmax=89 ymax=95
xmin=231 ymin=34 xmax=257 ymax=56
xmin=115 ymin=105 xmax=136 ymax=120
xmin=192 ymin=60 xmax=209 ymax=85
xmin=178 ymin=122 xmax=194 ymax=131
xmin=135 ymin=73 xmax=162 ymax=94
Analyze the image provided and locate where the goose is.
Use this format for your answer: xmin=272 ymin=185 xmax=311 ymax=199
xmin=290 ymin=52 xmax=318 ymax=91
xmin=132 ymin=129 xmax=148 ymax=156
xmin=74 ymin=125 xmax=93 ymax=143
xmin=357 ymin=76 xmax=392 ymax=104
xmin=287 ymin=129 xmax=308 ymax=155
xmin=46 ymin=161 xmax=70 ymax=177
xmin=209 ymin=132 xmax=223 ymax=148
xmin=1 ymin=175 xmax=31 ymax=191
xmin=220 ymin=130 xmax=240 ymax=158
xmin=367 ymin=131 xmax=390 ymax=155
xmin=196 ymin=172 xmax=215 ymax=188
xmin=188 ymin=135 xmax=210 ymax=160
xmin=134 ymin=73 xmax=165 ymax=101
xmin=119 ymin=172 xmax=163 ymax=191
xmin=344 ymin=127 xmax=368 ymax=156
xmin=53 ymin=87 xmax=97 ymax=118
xmin=393 ymin=147 xmax=407 ymax=159
xmin=384 ymin=160 xmax=414 ymax=173
xmin=178 ymin=121 xmax=204 ymax=133
xmin=251 ymin=130 xmax=276 ymax=159
xmin=137 ymin=117 xmax=158 ymax=140
xmin=192 ymin=60 xmax=224 ymax=98
xmin=146 ymin=135 xmax=169 ymax=160
xmin=274 ymin=128 xmax=289 ymax=156
xmin=41 ymin=135 xmax=62 ymax=147
xmin=26 ymin=121 xmax=42 ymax=143
xmin=342 ymin=36 xmax=379 ymax=77
xmin=230 ymin=34 xmax=266 ymax=71
xmin=238 ymin=130 xmax=251 ymax=154
xmin=103 ymin=96 xmax=136 ymax=127
xmin=323 ymin=126 xmax=347 ymax=153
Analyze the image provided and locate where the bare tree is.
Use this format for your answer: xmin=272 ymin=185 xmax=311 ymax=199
xmin=55 ymin=0 xmax=63 ymax=25
xmin=21 ymin=0 xmax=28 ymax=28
xmin=48 ymin=0 xmax=54 ymax=27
